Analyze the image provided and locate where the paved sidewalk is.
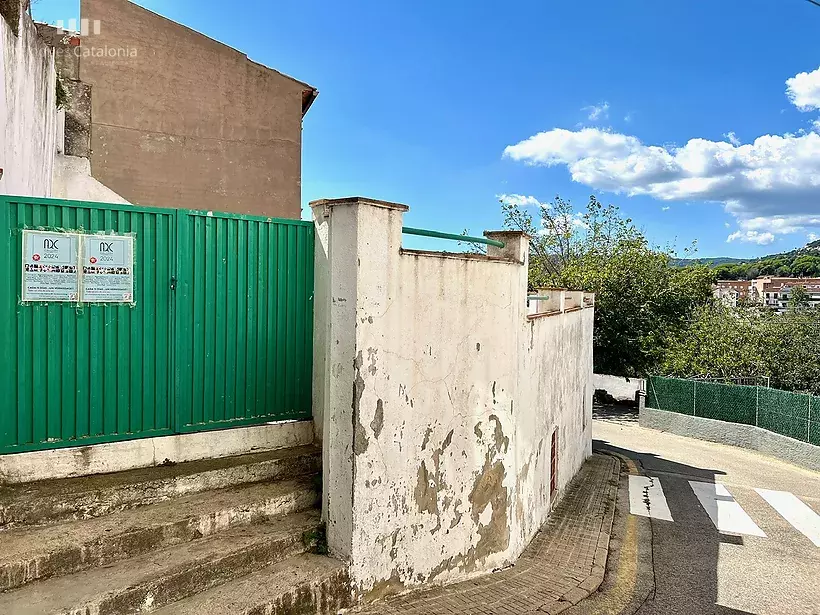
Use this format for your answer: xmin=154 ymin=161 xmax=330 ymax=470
xmin=356 ymin=454 xmax=620 ymax=615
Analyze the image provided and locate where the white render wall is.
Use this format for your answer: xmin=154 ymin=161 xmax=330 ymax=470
xmin=312 ymin=197 xmax=594 ymax=596
xmin=0 ymin=5 xmax=57 ymax=197
xmin=52 ymin=154 xmax=131 ymax=203
xmin=593 ymin=374 xmax=645 ymax=403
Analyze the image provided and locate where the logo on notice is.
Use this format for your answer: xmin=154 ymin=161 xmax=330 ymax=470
xmin=100 ymin=242 xmax=114 ymax=252
xmin=44 ymin=239 xmax=59 ymax=250
xmin=89 ymin=257 xmax=97 ymax=264
xmin=32 ymin=254 xmax=41 ymax=261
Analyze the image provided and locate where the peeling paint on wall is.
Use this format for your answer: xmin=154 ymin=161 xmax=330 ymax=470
xmin=371 ymin=400 xmax=384 ymax=439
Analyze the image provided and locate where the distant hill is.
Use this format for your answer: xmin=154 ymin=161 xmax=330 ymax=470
xmin=674 ymin=240 xmax=820 ymax=279
xmin=671 ymin=256 xmax=747 ymax=267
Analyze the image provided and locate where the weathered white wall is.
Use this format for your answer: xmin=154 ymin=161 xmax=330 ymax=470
xmin=0 ymin=4 xmax=57 ymax=196
xmin=593 ymin=374 xmax=644 ymax=403
xmin=313 ymin=197 xmax=594 ymax=597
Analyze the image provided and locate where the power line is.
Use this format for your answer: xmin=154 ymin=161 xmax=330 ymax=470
xmin=807 ymin=0 xmax=820 ymax=7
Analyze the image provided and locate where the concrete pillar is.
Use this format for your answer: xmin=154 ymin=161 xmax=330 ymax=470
xmin=485 ymin=231 xmax=529 ymax=265
xmin=309 ymin=196 xmax=408 ymax=561
xmin=535 ymin=287 xmax=558 ymax=314
xmin=485 ymin=231 xmax=530 ymax=314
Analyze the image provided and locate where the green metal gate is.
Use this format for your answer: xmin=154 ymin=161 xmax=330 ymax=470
xmin=0 ymin=196 xmax=314 ymax=454
xmin=174 ymin=209 xmax=314 ymax=432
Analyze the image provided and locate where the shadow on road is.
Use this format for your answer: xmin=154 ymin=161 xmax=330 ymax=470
xmin=593 ymin=402 xmax=639 ymax=425
xmin=593 ymin=436 xmax=755 ymax=615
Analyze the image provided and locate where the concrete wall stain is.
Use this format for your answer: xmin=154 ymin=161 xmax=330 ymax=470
xmin=421 ymin=426 xmax=433 ymax=451
xmin=488 ymin=415 xmax=510 ymax=454
xmin=469 ymin=455 xmax=510 ymax=561
xmin=413 ymin=461 xmax=437 ymax=516
xmin=370 ymin=400 xmax=384 ymax=439
xmin=352 ymin=351 xmax=368 ymax=456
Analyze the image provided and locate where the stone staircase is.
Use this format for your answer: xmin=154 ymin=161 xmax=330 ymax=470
xmin=0 ymin=444 xmax=349 ymax=614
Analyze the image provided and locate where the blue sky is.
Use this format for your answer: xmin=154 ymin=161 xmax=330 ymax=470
xmin=34 ymin=0 xmax=820 ymax=258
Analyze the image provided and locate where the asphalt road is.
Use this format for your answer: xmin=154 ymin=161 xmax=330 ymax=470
xmin=581 ymin=406 xmax=820 ymax=615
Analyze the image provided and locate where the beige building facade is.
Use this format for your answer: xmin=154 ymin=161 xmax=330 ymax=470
xmin=59 ymin=0 xmax=316 ymax=217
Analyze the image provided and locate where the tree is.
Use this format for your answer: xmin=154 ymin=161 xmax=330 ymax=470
xmin=762 ymin=309 xmax=820 ymax=394
xmin=661 ymin=304 xmax=768 ymax=379
xmin=662 ymin=299 xmax=820 ymax=395
xmin=501 ymin=195 xmax=714 ymax=376
xmin=787 ymin=285 xmax=810 ymax=310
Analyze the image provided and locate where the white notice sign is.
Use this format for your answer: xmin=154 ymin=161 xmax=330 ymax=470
xmin=80 ymin=234 xmax=135 ymax=303
xmin=22 ymin=231 xmax=80 ymax=302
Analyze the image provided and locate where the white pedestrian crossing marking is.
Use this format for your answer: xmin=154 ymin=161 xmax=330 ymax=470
xmin=689 ymin=481 xmax=766 ymax=537
xmin=629 ymin=475 xmax=673 ymax=521
xmin=755 ymin=488 xmax=820 ymax=547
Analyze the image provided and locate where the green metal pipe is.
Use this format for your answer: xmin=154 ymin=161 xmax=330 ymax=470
xmin=402 ymin=226 xmax=505 ymax=249
xmin=527 ymin=296 xmax=551 ymax=300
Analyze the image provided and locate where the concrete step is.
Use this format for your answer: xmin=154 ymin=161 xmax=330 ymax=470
xmin=150 ymin=554 xmax=350 ymax=615
xmin=0 ymin=510 xmax=321 ymax=615
xmin=0 ymin=444 xmax=320 ymax=529
xmin=0 ymin=477 xmax=318 ymax=592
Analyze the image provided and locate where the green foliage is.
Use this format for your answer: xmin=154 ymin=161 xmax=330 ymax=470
xmin=762 ymin=310 xmax=820 ymax=394
xmin=502 ymin=195 xmax=714 ymax=376
xmin=707 ymin=249 xmax=820 ymax=280
xmin=661 ymin=304 xmax=767 ymax=379
xmin=662 ymin=303 xmax=820 ymax=395
xmin=788 ymin=285 xmax=811 ymax=310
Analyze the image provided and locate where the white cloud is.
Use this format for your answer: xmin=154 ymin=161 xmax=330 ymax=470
xmin=582 ymin=102 xmax=610 ymax=121
xmin=661 ymin=206 xmax=670 ymax=211
xmin=497 ymin=194 xmax=545 ymax=208
xmin=503 ymin=128 xmax=820 ymax=237
xmin=786 ymin=66 xmax=820 ymax=112
xmin=727 ymin=230 xmax=776 ymax=245
xmin=624 ymin=113 xmax=633 ymax=123
xmin=808 ymin=232 xmax=818 ymax=241
xmin=503 ymin=65 xmax=820 ymax=237
xmin=724 ymin=131 xmax=741 ymax=146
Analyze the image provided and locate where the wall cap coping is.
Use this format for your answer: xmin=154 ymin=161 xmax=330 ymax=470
xmin=309 ymin=197 xmax=410 ymax=212
xmin=527 ymin=304 xmax=593 ymax=320
xmin=484 ymin=230 xmax=532 ymax=240
xmin=400 ymin=248 xmax=521 ymax=265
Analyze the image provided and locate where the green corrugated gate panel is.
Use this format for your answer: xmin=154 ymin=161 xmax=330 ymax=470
xmin=757 ymin=387 xmax=810 ymax=442
xmin=647 ymin=376 xmax=695 ymax=415
xmin=0 ymin=198 xmax=314 ymax=454
xmin=0 ymin=196 xmax=176 ymax=453
xmin=175 ymin=210 xmax=314 ymax=431
xmin=694 ymin=381 xmax=756 ymax=425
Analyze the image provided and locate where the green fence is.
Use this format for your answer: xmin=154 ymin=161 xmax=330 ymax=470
xmin=0 ymin=196 xmax=314 ymax=454
xmin=647 ymin=376 xmax=819 ymax=446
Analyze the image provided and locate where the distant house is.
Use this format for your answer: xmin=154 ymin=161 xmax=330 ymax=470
xmin=713 ymin=280 xmax=751 ymax=307
xmin=715 ymin=277 xmax=820 ymax=312
xmin=40 ymin=0 xmax=317 ymax=218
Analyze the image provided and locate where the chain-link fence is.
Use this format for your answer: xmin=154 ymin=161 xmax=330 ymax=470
xmin=647 ymin=376 xmax=820 ymax=446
